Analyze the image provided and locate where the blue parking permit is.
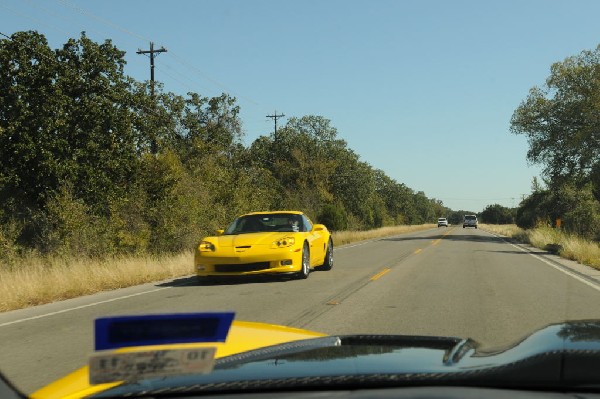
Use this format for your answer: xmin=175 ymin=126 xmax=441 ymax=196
xmin=95 ymin=312 xmax=235 ymax=351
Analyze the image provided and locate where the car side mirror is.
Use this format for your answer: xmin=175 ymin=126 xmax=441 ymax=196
xmin=312 ymin=224 xmax=326 ymax=232
xmin=215 ymin=229 xmax=225 ymax=236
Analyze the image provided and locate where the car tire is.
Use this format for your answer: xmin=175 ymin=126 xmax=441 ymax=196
xmin=319 ymin=238 xmax=333 ymax=271
xmin=297 ymin=242 xmax=310 ymax=279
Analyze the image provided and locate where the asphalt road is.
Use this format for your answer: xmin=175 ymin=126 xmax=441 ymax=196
xmin=2 ymin=226 xmax=600 ymax=394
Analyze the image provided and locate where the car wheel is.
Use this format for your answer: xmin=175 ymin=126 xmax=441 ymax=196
xmin=297 ymin=242 xmax=310 ymax=279
xmin=319 ymin=238 xmax=333 ymax=271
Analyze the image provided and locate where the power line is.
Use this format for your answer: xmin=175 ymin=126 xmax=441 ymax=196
xmin=57 ymin=0 xmax=150 ymax=42
xmin=0 ymin=2 xmax=71 ymax=36
xmin=54 ymin=0 xmax=263 ymax=108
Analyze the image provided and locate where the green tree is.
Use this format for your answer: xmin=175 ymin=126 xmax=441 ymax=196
xmin=480 ymin=204 xmax=515 ymax=224
xmin=374 ymin=170 xmax=416 ymax=224
xmin=317 ymin=203 xmax=348 ymax=231
xmin=0 ymin=31 xmax=141 ymax=220
xmin=511 ymin=45 xmax=600 ymax=190
xmin=54 ymin=33 xmax=140 ymax=214
xmin=0 ymin=31 xmax=62 ymax=215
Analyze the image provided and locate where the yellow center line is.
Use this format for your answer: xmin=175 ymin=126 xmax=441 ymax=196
xmin=370 ymin=268 xmax=391 ymax=281
xmin=419 ymin=227 xmax=455 ymax=251
xmin=433 ymin=227 xmax=454 ymax=245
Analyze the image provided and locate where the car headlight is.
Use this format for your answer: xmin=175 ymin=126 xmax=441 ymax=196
xmin=272 ymin=237 xmax=295 ymax=248
xmin=198 ymin=241 xmax=216 ymax=252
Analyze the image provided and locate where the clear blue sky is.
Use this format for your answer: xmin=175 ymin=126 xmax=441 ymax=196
xmin=3 ymin=0 xmax=600 ymax=212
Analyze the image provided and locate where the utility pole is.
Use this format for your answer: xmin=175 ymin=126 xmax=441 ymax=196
xmin=136 ymin=42 xmax=167 ymax=98
xmin=266 ymin=111 xmax=285 ymax=134
xmin=137 ymin=42 xmax=167 ymax=154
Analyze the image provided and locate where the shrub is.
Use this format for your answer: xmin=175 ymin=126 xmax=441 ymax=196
xmin=318 ymin=203 xmax=348 ymax=231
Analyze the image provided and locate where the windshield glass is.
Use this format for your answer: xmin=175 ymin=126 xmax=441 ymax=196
xmin=1 ymin=1 xmax=600 ymax=397
xmin=224 ymin=214 xmax=303 ymax=234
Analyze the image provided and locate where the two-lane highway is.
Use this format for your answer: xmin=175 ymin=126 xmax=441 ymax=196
xmin=2 ymin=226 xmax=600 ymax=394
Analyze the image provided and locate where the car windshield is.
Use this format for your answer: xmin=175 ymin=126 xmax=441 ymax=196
xmin=1 ymin=1 xmax=600 ymax=397
xmin=224 ymin=214 xmax=302 ymax=234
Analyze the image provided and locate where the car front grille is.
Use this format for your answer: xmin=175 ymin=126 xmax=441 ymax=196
xmin=214 ymin=262 xmax=271 ymax=272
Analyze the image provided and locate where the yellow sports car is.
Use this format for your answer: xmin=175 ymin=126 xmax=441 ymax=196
xmin=195 ymin=211 xmax=333 ymax=279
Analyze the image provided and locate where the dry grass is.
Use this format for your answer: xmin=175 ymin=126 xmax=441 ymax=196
xmin=480 ymin=224 xmax=600 ymax=270
xmin=332 ymin=224 xmax=435 ymax=246
xmin=527 ymin=226 xmax=600 ymax=269
xmin=0 ymin=252 xmax=193 ymax=312
xmin=478 ymin=223 xmax=524 ymax=238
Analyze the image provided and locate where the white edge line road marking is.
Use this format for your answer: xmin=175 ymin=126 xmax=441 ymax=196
xmin=0 ymin=286 xmax=171 ymax=328
xmin=492 ymin=234 xmax=600 ymax=293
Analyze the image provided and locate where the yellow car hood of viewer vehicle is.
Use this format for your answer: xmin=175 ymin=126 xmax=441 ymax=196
xmin=31 ymin=320 xmax=325 ymax=399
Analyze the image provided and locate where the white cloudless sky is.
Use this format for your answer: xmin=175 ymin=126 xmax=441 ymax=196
xmin=3 ymin=0 xmax=600 ymax=212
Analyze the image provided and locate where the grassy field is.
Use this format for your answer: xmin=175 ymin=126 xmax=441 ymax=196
xmin=480 ymin=223 xmax=600 ymax=270
xmin=0 ymin=224 xmax=434 ymax=312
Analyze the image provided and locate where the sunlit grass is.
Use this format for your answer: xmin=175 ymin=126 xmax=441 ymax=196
xmin=478 ymin=223 xmax=524 ymax=239
xmin=0 ymin=252 xmax=192 ymax=312
xmin=332 ymin=224 xmax=435 ymax=246
xmin=480 ymin=223 xmax=600 ymax=270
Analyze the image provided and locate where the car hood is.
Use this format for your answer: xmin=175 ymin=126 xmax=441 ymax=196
xmin=31 ymin=320 xmax=325 ymax=399
xmin=32 ymin=320 xmax=600 ymax=398
xmin=209 ymin=232 xmax=297 ymax=248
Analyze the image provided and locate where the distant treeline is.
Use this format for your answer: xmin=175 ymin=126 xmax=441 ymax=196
xmin=0 ymin=31 xmax=450 ymax=262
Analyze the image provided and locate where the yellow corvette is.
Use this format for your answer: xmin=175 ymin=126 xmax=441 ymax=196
xmin=195 ymin=211 xmax=333 ymax=279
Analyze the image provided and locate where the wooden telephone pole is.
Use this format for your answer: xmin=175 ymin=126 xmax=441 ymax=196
xmin=266 ymin=111 xmax=285 ymax=134
xmin=136 ymin=42 xmax=167 ymax=98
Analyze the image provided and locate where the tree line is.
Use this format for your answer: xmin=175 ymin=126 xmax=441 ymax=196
xmin=0 ymin=31 xmax=449 ymax=263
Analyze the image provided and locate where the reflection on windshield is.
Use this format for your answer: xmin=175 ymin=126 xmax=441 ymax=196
xmin=224 ymin=214 xmax=302 ymax=234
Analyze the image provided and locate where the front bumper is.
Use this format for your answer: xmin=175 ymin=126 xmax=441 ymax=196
xmin=195 ymin=247 xmax=303 ymax=276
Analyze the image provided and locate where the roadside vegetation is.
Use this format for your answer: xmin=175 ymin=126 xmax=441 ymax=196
xmin=479 ymin=45 xmax=600 ymax=270
xmin=480 ymin=224 xmax=600 ymax=270
xmin=508 ymin=45 xmax=600 ymax=243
